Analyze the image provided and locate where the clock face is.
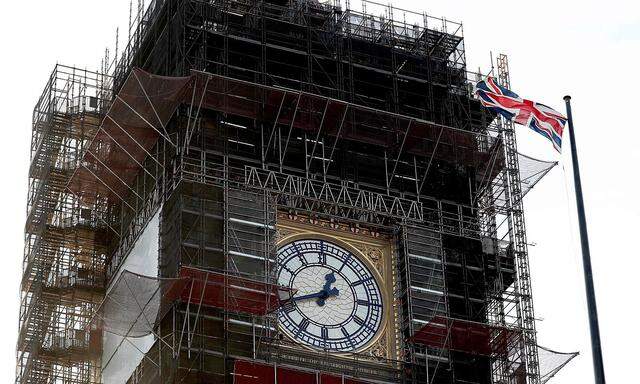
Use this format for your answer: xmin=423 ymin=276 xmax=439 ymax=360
xmin=277 ymin=239 xmax=383 ymax=352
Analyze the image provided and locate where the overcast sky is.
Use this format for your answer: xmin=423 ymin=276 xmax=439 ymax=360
xmin=0 ymin=0 xmax=637 ymax=382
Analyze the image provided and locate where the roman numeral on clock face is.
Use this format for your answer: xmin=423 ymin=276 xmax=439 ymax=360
xmin=318 ymin=241 xmax=326 ymax=264
xmin=340 ymin=327 xmax=355 ymax=348
xmin=357 ymin=299 xmax=381 ymax=307
xmin=295 ymin=318 xmax=310 ymax=337
xmin=351 ymin=276 xmax=372 ymax=286
xmin=293 ymin=243 xmax=307 ymax=265
xmin=337 ymin=252 xmax=352 ymax=272
xmin=282 ymin=301 xmax=296 ymax=314
xmin=353 ymin=315 xmax=376 ymax=333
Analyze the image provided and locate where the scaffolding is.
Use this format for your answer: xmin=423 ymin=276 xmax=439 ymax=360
xmin=18 ymin=65 xmax=112 ymax=384
xmin=64 ymin=64 xmax=553 ymax=384
xmin=19 ymin=1 xmax=577 ymax=384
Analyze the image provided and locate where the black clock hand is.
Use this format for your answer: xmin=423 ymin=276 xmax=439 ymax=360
xmin=291 ymin=287 xmax=340 ymax=303
xmin=316 ymin=287 xmax=339 ymax=307
xmin=292 ymin=291 xmax=327 ymax=302
xmin=317 ymin=272 xmax=339 ymax=306
xmin=321 ymin=272 xmax=336 ymax=292
xmin=289 ymin=273 xmax=340 ymax=306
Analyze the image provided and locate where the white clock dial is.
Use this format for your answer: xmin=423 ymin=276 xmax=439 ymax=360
xmin=277 ymin=239 xmax=383 ymax=352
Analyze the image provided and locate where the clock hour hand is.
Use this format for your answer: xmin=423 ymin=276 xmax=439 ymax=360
xmin=316 ymin=287 xmax=339 ymax=307
xmin=321 ymin=272 xmax=336 ymax=292
xmin=290 ymin=273 xmax=340 ymax=306
xmin=317 ymin=272 xmax=339 ymax=306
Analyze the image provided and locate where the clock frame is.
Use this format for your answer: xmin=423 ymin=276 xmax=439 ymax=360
xmin=276 ymin=214 xmax=400 ymax=363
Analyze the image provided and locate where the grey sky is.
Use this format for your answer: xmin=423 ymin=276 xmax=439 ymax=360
xmin=1 ymin=0 xmax=637 ymax=382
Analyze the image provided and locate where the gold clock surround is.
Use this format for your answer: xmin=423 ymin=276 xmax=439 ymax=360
xmin=276 ymin=213 xmax=400 ymax=363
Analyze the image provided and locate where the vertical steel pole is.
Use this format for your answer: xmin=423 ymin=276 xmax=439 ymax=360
xmin=563 ymin=95 xmax=606 ymax=384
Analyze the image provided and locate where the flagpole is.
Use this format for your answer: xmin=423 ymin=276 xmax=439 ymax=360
xmin=563 ymin=96 xmax=606 ymax=384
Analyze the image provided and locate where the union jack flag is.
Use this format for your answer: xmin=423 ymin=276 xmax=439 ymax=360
xmin=475 ymin=77 xmax=567 ymax=152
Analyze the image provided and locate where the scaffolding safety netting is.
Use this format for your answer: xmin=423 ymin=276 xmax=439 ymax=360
xmin=409 ymin=316 xmax=521 ymax=356
xmin=538 ymin=345 xmax=578 ymax=383
xmin=410 ymin=317 xmax=577 ymax=382
xmin=518 ymin=152 xmax=557 ymax=199
xmin=476 ymin=151 xmax=557 ymax=208
xmin=233 ymin=360 xmax=372 ymax=384
xmin=64 ymin=66 xmax=555 ymax=226
xmin=67 ymin=69 xmax=192 ymax=206
xmin=91 ymin=266 xmax=292 ymax=337
xmin=179 ymin=266 xmax=293 ymax=316
xmin=91 ymin=270 xmax=189 ymax=338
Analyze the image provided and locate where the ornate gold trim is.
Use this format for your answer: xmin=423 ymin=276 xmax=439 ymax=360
xmin=275 ymin=215 xmax=398 ymax=362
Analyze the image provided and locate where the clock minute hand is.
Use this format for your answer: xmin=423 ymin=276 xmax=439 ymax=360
xmin=292 ymin=291 xmax=326 ymax=302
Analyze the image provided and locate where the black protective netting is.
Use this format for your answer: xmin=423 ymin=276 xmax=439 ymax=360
xmin=92 ymin=270 xmax=188 ymax=337
xmin=538 ymin=345 xmax=579 ymax=383
xmin=92 ymin=267 xmax=291 ymax=337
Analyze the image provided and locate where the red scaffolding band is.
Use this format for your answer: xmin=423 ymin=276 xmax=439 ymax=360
xmin=233 ymin=360 xmax=371 ymax=384
xmin=410 ymin=315 xmax=521 ymax=356
xmin=179 ymin=266 xmax=293 ymax=316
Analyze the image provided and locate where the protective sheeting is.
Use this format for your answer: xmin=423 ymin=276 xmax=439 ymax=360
xmin=99 ymin=270 xmax=187 ymax=383
xmin=94 ymin=263 xmax=291 ymax=383
xmin=100 ymin=211 xmax=176 ymax=384
xmin=478 ymin=151 xmax=557 ymax=209
xmin=94 ymin=265 xmax=291 ymax=339
xmin=66 ymin=67 xmax=555 ymax=223
xmin=233 ymin=360 xmax=372 ymax=384
xmin=518 ymin=152 xmax=557 ymax=199
xmin=97 ymin=270 xmax=187 ymax=338
xmin=410 ymin=316 xmax=578 ymax=383
xmin=67 ymin=69 xmax=191 ymax=206
xmin=108 ymin=209 xmax=161 ymax=285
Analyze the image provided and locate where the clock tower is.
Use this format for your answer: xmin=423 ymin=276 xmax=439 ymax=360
xmin=87 ymin=1 xmax=544 ymax=382
xmin=19 ymin=0 xmax=576 ymax=383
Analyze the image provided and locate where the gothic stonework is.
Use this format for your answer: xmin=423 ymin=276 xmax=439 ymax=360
xmin=368 ymin=337 xmax=389 ymax=361
xmin=352 ymin=244 xmax=385 ymax=277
